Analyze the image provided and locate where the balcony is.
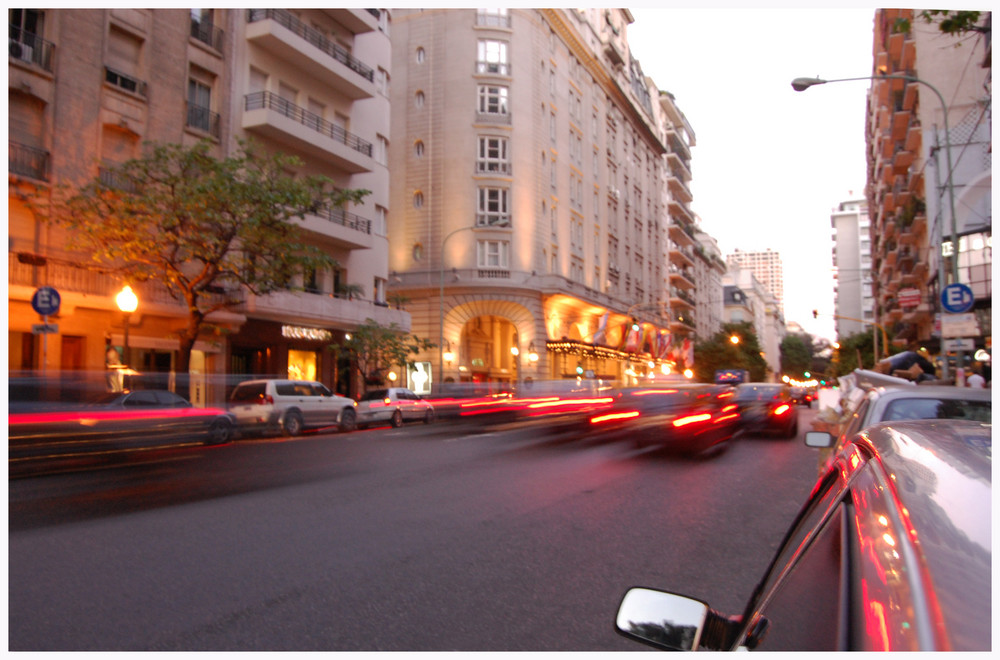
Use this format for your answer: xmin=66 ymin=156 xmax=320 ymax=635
xmin=295 ymin=203 xmax=373 ymax=250
xmin=669 ymin=265 xmax=696 ymax=288
xmin=9 ymin=141 xmax=49 ymax=181
xmin=190 ymin=16 xmax=223 ymax=51
xmin=668 ymin=221 xmax=694 ymax=247
xmin=475 ymin=110 xmax=512 ymax=125
xmin=475 ymin=60 xmax=510 ymax=76
xmin=665 ymin=129 xmax=691 ymax=162
xmin=475 ymin=160 xmax=512 ymax=176
xmin=665 ymin=152 xmax=692 ymax=181
xmin=476 ymin=11 xmax=511 ymax=28
xmin=322 ymin=9 xmax=380 ymax=34
xmin=243 ymin=91 xmax=374 ymax=173
xmin=667 ymin=198 xmax=694 ymax=225
xmin=186 ymin=103 xmax=221 ymax=139
xmin=243 ymin=288 xmax=406 ymax=330
xmin=668 ymin=242 xmax=695 ymax=269
xmin=246 ymin=9 xmax=376 ymax=99
xmin=666 ymin=175 xmax=693 ymax=203
xmin=9 ymin=28 xmax=54 ymax=72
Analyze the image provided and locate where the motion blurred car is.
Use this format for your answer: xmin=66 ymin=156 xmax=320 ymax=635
xmin=9 ymin=390 xmax=235 ymax=477
xmin=615 ymin=419 xmax=991 ymax=651
xmin=806 ymin=384 xmax=991 ymax=474
xmin=228 ymin=379 xmax=357 ymax=436
xmin=788 ymin=386 xmax=815 ymax=407
xmin=732 ymin=383 xmax=798 ymax=438
xmin=356 ymin=387 xmax=436 ymax=429
xmin=588 ymin=384 xmax=740 ymax=455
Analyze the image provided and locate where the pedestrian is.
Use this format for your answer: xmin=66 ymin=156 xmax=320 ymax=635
xmin=967 ymin=367 xmax=986 ymax=389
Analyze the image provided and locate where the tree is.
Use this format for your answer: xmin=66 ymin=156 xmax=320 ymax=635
xmin=331 ymin=318 xmax=435 ymax=390
xmin=834 ymin=331 xmax=877 ymax=376
xmin=780 ymin=334 xmax=813 ymax=379
xmin=692 ymin=322 xmax=768 ymax=383
xmin=894 ymin=10 xmax=990 ymax=37
xmin=37 ymin=139 xmax=368 ymax=393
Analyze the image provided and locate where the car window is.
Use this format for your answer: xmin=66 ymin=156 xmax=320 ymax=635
xmin=231 ymin=383 xmax=266 ymax=403
xmin=313 ymin=383 xmax=333 ymax=397
xmin=883 ymin=398 xmax=992 ymax=423
xmin=125 ymin=391 xmax=160 ymax=407
xmin=154 ymin=391 xmax=189 ymax=407
xmin=291 ymin=384 xmax=314 ymax=397
xmin=275 ymin=383 xmax=298 ymax=396
xmin=735 ymin=386 xmax=783 ymax=402
xmin=360 ymin=390 xmax=389 ymax=402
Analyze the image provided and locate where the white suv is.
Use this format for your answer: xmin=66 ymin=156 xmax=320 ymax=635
xmin=356 ymin=387 xmax=435 ymax=429
xmin=228 ymin=379 xmax=357 ymax=436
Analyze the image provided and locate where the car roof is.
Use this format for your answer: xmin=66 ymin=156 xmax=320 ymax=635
xmin=856 ymin=419 xmax=991 ymax=649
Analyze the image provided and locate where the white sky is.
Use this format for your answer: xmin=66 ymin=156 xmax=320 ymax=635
xmin=626 ymin=6 xmax=879 ymax=342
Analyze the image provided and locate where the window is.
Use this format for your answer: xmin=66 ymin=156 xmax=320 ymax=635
xmin=187 ymin=76 xmax=214 ymax=134
xmin=478 ymin=84 xmax=509 ymax=116
xmin=374 ymin=205 xmax=387 ymax=236
xmin=477 ymin=39 xmax=508 ymax=74
xmin=413 ymin=192 xmax=424 ymax=209
xmin=373 ymin=277 xmax=386 ymax=305
xmin=476 ymin=136 xmax=509 ymax=174
xmin=478 ymin=240 xmax=509 ymax=268
xmin=375 ymin=134 xmax=388 ymax=166
xmin=415 ymin=90 xmax=425 ymax=108
xmin=477 ymin=8 xmax=509 ymax=28
xmin=377 ymin=67 xmax=390 ymax=96
xmin=416 ymin=47 xmax=426 ymax=63
xmin=477 ymin=187 xmax=510 ymax=227
xmin=414 ymin=140 xmax=425 ymax=158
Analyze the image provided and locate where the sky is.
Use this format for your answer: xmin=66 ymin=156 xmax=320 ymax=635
xmin=625 ymin=7 xmax=879 ymax=342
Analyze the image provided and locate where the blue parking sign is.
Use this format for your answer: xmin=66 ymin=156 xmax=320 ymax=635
xmin=31 ymin=286 xmax=61 ymax=316
xmin=941 ymin=283 xmax=974 ymax=314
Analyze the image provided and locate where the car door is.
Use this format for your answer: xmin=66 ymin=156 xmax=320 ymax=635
xmin=310 ymin=382 xmax=340 ymax=427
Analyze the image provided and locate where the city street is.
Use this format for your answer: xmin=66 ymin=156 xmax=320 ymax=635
xmin=10 ymin=409 xmax=821 ymax=651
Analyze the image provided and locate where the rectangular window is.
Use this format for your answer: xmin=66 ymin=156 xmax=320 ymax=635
xmin=477 ymin=39 xmax=508 ymax=75
xmin=477 ymin=240 xmax=509 ymax=268
xmin=476 ymin=136 xmax=510 ymax=174
xmin=478 ymin=84 xmax=509 ymax=115
xmin=477 ymin=187 xmax=510 ymax=226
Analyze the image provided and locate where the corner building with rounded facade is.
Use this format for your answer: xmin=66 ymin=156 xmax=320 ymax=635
xmin=388 ymin=8 xmax=700 ymax=390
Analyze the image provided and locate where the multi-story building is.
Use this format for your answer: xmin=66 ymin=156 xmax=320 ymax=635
xmin=866 ymin=9 xmax=991 ymax=356
xmin=830 ymin=198 xmax=875 ymax=339
xmin=8 ymin=8 xmax=401 ymax=402
xmin=386 ymin=9 xmax=700 ymax=389
xmin=724 ymin=267 xmax=784 ymax=380
xmin=693 ymin=229 xmax=727 ymax=340
xmin=726 ymin=248 xmax=785 ymax=316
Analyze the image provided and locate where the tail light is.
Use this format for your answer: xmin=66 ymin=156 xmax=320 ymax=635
xmin=772 ymin=403 xmax=791 ymax=416
xmin=672 ymin=413 xmax=712 ymax=428
xmin=258 ymin=394 xmax=274 ymax=405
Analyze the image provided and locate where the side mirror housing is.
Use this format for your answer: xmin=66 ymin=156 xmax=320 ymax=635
xmin=804 ymin=431 xmax=834 ymax=448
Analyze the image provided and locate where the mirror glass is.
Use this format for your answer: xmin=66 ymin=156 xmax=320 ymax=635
xmin=804 ymin=431 xmax=833 ymax=448
xmin=616 ymin=588 xmax=709 ymax=651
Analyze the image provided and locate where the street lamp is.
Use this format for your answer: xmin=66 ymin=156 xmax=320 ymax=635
xmin=793 ymin=73 xmax=961 ymax=374
xmin=115 ymin=284 xmax=138 ymax=363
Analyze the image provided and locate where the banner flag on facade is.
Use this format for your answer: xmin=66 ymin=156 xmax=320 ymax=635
xmin=592 ymin=312 xmax=609 ymax=346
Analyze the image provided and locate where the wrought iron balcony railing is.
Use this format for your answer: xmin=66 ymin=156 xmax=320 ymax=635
xmin=186 ymin=102 xmax=221 ymax=138
xmin=247 ymin=9 xmax=374 ymax=82
xmin=9 ymin=141 xmax=49 ymax=181
xmin=245 ymin=91 xmax=373 ymax=157
xmin=8 ymin=27 xmax=54 ymax=71
xmin=104 ymin=66 xmax=147 ymax=97
xmin=190 ymin=17 xmax=223 ymax=51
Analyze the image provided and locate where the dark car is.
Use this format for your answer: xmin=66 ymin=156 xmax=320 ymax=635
xmin=732 ymin=383 xmax=798 ymax=438
xmin=9 ymin=389 xmax=235 ymax=477
xmin=788 ymin=386 xmax=814 ymax=407
xmin=615 ymin=419 xmax=991 ymax=651
xmin=588 ymin=384 xmax=740 ymax=455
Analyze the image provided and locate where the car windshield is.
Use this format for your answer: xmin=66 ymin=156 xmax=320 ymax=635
xmin=883 ymin=398 xmax=992 ymax=423
xmin=230 ymin=383 xmax=265 ymax=403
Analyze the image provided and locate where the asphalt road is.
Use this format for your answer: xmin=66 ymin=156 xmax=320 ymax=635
xmin=9 ymin=408 xmax=822 ymax=651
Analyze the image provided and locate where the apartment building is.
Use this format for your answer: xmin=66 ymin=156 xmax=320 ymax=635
xmin=386 ymin=9 xmax=700 ymax=389
xmin=8 ymin=8 xmax=400 ymax=402
xmin=830 ymin=198 xmax=875 ymax=339
xmin=726 ymin=248 xmax=785 ymax=316
xmin=866 ymin=9 xmax=991 ymax=354
xmin=693 ymin=229 xmax=728 ymax=340
xmin=723 ymin=267 xmax=783 ymax=380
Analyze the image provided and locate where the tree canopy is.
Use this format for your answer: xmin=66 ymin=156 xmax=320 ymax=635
xmin=38 ymin=139 xmax=368 ymax=381
xmin=693 ymin=322 xmax=769 ymax=383
xmin=331 ymin=318 xmax=435 ymax=390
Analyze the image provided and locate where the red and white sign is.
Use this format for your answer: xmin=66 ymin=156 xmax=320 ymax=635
xmin=897 ymin=288 xmax=922 ymax=307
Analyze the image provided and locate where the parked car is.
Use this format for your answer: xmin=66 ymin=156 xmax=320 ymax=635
xmin=356 ymin=387 xmax=436 ymax=429
xmin=732 ymin=383 xmax=798 ymax=438
xmin=615 ymin=419 xmax=992 ymax=651
xmin=808 ymin=384 xmax=991 ymax=474
xmin=9 ymin=390 xmax=236 ymax=477
xmin=228 ymin=379 xmax=357 ymax=436
xmin=587 ymin=384 xmax=740 ymax=455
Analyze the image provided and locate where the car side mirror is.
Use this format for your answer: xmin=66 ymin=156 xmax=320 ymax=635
xmin=615 ymin=588 xmax=709 ymax=651
xmin=804 ymin=431 xmax=834 ymax=448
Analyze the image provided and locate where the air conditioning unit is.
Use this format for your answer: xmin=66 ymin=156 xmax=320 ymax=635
xmin=10 ymin=40 xmax=33 ymax=63
xmin=611 ymin=188 xmax=620 ymax=201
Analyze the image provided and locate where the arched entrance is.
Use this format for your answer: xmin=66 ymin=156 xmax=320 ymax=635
xmin=459 ymin=315 xmax=519 ymax=386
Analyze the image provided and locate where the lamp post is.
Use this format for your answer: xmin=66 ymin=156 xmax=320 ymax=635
xmin=792 ymin=73 xmax=960 ymax=375
xmin=115 ymin=284 xmax=138 ymax=364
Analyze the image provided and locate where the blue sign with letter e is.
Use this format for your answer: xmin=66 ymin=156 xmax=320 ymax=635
xmin=31 ymin=286 xmax=61 ymax=316
xmin=941 ymin=283 xmax=974 ymax=314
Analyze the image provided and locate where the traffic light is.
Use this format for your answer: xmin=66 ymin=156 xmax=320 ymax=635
xmin=812 ymin=310 xmax=818 ymax=319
